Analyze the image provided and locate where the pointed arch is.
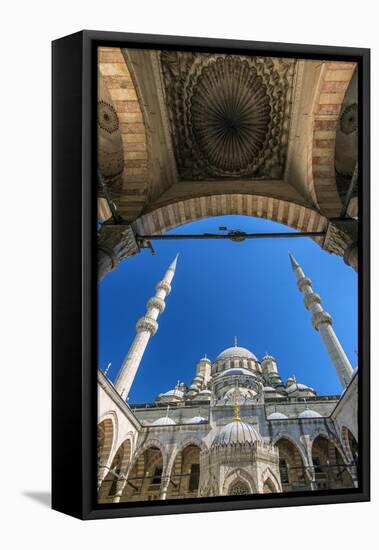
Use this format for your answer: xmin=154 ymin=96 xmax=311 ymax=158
xmin=272 ymin=433 xmax=308 ymax=466
xmin=223 ymin=469 xmax=256 ymax=496
xmin=274 ymin=435 xmax=311 ymax=492
xmin=261 ymin=467 xmax=281 ymax=493
xmin=97 ymin=413 xmax=117 ymax=488
xmin=98 ymin=437 xmax=132 ymax=503
xmin=167 ymin=437 xmax=208 ymax=475
xmin=340 ymin=425 xmax=358 ymax=464
xmin=312 ymin=434 xmax=354 ymax=490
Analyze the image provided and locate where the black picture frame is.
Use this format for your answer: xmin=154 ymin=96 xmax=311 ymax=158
xmin=52 ymin=30 xmax=370 ymax=520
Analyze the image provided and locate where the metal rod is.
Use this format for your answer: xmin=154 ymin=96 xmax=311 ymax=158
xmin=340 ymin=162 xmax=358 ymax=219
xmin=136 ymin=231 xmax=325 ymax=241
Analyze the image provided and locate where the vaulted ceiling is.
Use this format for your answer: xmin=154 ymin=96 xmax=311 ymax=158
xmin=97 ymin=47 xmax=357 ymax=228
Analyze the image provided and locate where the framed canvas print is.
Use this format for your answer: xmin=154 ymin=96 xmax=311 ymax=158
xmin=52 ymin=31 xmax=370 ymax=520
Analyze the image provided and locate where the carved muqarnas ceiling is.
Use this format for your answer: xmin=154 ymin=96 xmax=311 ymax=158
xmin=161 ymin=52 xmax=296 ymax=181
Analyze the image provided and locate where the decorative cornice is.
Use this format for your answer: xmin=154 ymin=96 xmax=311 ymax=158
xmin=136 ymin=316 xmax=158 ymax=336
xmin=147 ymin=296 xmax=166 ymax=313
xmin=312 ymin=310 xmax=333 ymax=331
xmin=156 ymin=280 xmax=171 ymax=295
xmin=98 ymin=224 xmax=140 ymax=270
xmin=303 ymin=293 xmax=321 ymax=310
xmin=297 ymin=277 xmax=312 ymax=292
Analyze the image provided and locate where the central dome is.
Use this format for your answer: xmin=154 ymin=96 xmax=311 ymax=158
xmin=216 ymin=346 xmax=257 ymax=362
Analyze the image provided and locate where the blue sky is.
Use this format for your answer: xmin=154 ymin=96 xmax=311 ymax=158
xmin=98 ymin=215 xmax=357 ymax=403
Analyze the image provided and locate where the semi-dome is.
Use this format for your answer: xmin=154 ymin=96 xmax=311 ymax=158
xmin=152 ymin=416 xmax=176 ymax=426
xmin=215 ymin=346 xmax=257 ymax=362
xmin=299 ymin=409 xmax=322 ymax=419
xmin=267 ymin=412 xmax=288 ymax=420
xmin=212 ymin=420 xmax=261 ymax=447
xmin=219 ymin=368 xmax=255 ymax=378
xmin=185 ymin=416 xmax=208 ymax=424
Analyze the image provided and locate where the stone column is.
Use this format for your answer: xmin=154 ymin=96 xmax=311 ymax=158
xmin=300 ymin=435 xmax=317 ymax=491
xmin=98 ymin=224 xmax=140 ymax=281
xmin=343 ymin=241 xmax=358 ymax=271
xmin=159 ymin=474 xmax=171 ymax=500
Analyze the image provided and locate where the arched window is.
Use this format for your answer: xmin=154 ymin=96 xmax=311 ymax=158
xmin=228 ymin=480 xmax=250 ymax=496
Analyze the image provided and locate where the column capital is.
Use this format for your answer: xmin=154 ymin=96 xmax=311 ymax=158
xmin=98 ymin=224 xmax=140 ymax=280
xmin=323 ymin=219 xmax=358 ymax=272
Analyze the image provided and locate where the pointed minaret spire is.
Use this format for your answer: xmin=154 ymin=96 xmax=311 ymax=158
xmin=289 ymin=251 xmax=300 ymax=271
xmin=115 ymin=255 xmax=179 ymax=399
xmin=288 ymin=253 xmax=353 ymax=388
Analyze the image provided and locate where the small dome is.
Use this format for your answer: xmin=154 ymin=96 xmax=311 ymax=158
xmin=199 ymin=356 xmax=211 ymax=363
xmin=216 ymin=346 xmax=257 ymax=362
xmin=299 ymin=409 xmax=322 ymax=419
xmin=185 ymin=416 xmax=208 ymax=424
xmin=162 ymin=389 xmax=184 ymax=398
xmin=188 ymin=384 xmax=199 ymax=392
xmin=220 ymin=368 xmax=255 ymax=378
xmin=267 ymin=412 xmax=288 ymax=420
xmin=152 ymin=416 xmax=176 ymax=426
xmin=212 ymin=420 xmax=261 ymax=447
xmin=264 ymin=386 xmax=277 ymax=392
xmin=287 ymin=383 xmax=315 ymax=394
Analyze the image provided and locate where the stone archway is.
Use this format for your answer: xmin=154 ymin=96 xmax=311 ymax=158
xmin=341 ymin=426 xmax=358 ymax=464
xmin=311 ymin=62 xmax=357 ymax=218
xmin=262 ymin=479 xmax=277 ymax=493
xmin=311 ymin=434 xmax=354 ymax=490
xmin=166 ymin=443 xmax=202 ymax=500
xmin=275 ymin=437 xmax=310 ymax=492
xmin=120 ymin=444 xmax=165 ymax=502
xmin=97 ymin=417 xmax=116 ymax=489
xmin=98 ymin=438 xmax=132 ymax=504
xmin=132 ymin=194 xmax=327 ymax=243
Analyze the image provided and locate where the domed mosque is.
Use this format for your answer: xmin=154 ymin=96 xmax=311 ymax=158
xmin=98 ymin=254 xmax=358 ymax=502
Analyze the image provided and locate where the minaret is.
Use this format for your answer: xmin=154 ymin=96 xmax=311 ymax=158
xmin=115 ymin=254 xmax=179 ymax=399
xmin=289 ymin=253 xmax=353 ymax=388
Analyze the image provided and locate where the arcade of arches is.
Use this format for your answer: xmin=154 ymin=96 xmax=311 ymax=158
xmin=97 ymin=46 xmax=359 ymax=503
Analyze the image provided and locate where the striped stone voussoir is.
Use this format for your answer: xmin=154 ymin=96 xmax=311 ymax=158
xmin=312 ymin=62 xmax=357 ymax=217
xmin=98 ymin=47 xmax=150 ymax=221
xmin=132 ymin=194 xmax=328 ymax=248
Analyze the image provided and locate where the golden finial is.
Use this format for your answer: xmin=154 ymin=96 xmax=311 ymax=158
xmin=234 ymin=387 xmax=241 ymax=422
